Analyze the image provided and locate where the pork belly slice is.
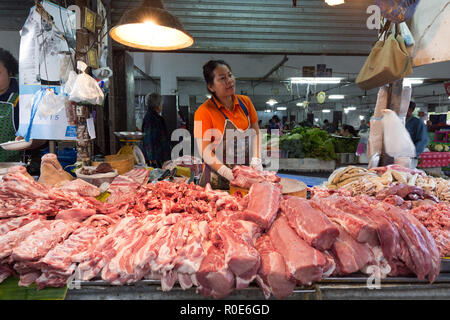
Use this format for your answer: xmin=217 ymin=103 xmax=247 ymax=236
xmin=242 ymin=181 xmax=281 ymax=230
xmin=11 ymin=220 xmax=80 ymax=262
xmin=281 ymin=196 xmax=338 ymax=250
xmin=254 ymin=235 xmax=296 ymax=300
xmin=55 ymin=208 xmax=96 ymax=222
xmin=0 ymin=214 xmax=45 ymax=236
xmin=268 ymin=215 xmax=326 ymax=286
xmin=0 ymin=219 xmax=51 ymax=260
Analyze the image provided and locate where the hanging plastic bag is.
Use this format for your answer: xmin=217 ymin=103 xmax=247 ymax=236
xmin=37 ymin=88 xmax=66 ymax=117
xmin=381 ymin=109 xmax=416 ymax=158
xmin=399 ymin=22 xmax=415 ymax=47
xmin=69 ymin=61 xmax=104 ymax=105
xmin=63 ymin=70 xmax=77 ymax=96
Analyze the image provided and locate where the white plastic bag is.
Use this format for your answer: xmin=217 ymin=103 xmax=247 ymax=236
xmin=69 ymin=61 xmax=104 ymax=105
xmin=381 ymin=109 xmax=416 ymax=158
xmin=63 ymin=70 xmax=77 ymax=96
xmin=36 ymin=88 xmax=65 ymax=117
xmin=399 ymin=22 xmax=415 ymax=48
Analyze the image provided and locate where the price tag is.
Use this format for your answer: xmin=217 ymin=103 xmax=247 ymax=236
xmin=86 ymin=118 xmax=96 ymax=139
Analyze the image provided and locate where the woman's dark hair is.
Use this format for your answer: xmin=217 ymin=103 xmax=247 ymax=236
xmin=343 ymin=124 xmax=357 ymax=136
xmin=0 ymin=48 xmax=18 ymax=77
xmin=202 ymin=60 xmax=232 ymax=96
xmin=146 ymin=92 xmax=162 ymax=111
xmin=272 ymin=115 xmax=280 ymax=122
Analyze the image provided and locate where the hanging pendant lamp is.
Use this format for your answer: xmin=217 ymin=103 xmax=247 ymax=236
xmin=110 ymin=0 xmax=194 ymax=50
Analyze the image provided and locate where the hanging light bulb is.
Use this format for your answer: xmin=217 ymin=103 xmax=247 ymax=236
xmin=266 ymin=98 xmax=278 ymax=106
xmin=325 ymin=0 xmax=345 ymax=6
xmin=110 ymin=0 xmax=194 ymax=50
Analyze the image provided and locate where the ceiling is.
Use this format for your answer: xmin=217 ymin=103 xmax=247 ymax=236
xmin=111 ymin=0 xmax=378 ymax=55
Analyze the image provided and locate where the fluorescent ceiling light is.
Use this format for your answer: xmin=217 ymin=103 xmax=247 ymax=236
xmin=277 ymin=106 xmax=287 ymax=111
xmin=296 ymin=102 xmax=304 ymax=107
xmin=344 ymin=109 xmax=349 ymax=114
xmin=322 ymin=109 xmax=331 ymax=113
xmin=403 ymin=78 xmax=424 ymax=86
xmin=290 ymin=77 xmax=343 ymax=84
xmin=344 ymin=106 xmax=356 ymax=112
xmin=359 ymin=115 xmax=365 ymax=120
xmin=266 ymin=98 xmax=278 ymax=106
xmin=264 ymin=109 xmax=272 ymax=113
xmin=329 ymin=94 xmax=345 ymax=100
xmin=325 ymin=0 xmax=345 ymax=6
xmin=314 ymin=118 xmax=319 ymax=122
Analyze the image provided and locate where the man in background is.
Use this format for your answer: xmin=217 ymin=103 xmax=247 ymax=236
xmin=405 ymin=101 xmax=429 ymax=168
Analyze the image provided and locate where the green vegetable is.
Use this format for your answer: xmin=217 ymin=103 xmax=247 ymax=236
xmin=278 ymin=127 xmax=337 ymax=160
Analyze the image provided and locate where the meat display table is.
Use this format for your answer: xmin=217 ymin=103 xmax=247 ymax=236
xmin=65 ymin=274 xmax=450 ymax=300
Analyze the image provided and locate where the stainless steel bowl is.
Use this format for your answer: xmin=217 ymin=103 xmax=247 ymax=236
xmin=114 ymin=131 xmax=144 ymax=140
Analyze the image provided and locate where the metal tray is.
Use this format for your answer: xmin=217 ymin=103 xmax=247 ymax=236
xmin=441 ymin=258 xmax=450 ymax=273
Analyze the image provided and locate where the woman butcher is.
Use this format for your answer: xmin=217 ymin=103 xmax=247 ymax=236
xmin=194 ymin=60 xmax=262 ymax=190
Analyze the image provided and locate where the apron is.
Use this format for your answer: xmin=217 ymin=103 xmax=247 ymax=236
xmin=199 ymin=97 xmax=253 ymax=190
xmin=0 ymin=92 xmax=20 ymax=162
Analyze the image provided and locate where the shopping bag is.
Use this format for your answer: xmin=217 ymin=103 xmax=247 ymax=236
xmin=376 ymin=0 xmax=420 ymax=23
xmin=356 ymin=27 xmax=412 ymax=90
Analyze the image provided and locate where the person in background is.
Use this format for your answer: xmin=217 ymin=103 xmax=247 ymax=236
xmin=194 ymin=60 xmax=262 ymax=190
xmin=142 ymin=93 xmax=171 ymax=168
xmin=341 ymin=124 xmax=358 ymax=137
xmin=406 ymin=101 xmax=429 ymax=167
xmin=269 ymin=115 xmax=282 ymax=134
xmin=0 ymin=48 xmax=20 ymax=162
xmin=359 ymin=119 xmax=368 ymax=131
xmin=258 ymin=119 xmax=262 ymax=128
xmin=322 ymin=119 xmax=336 ymax=133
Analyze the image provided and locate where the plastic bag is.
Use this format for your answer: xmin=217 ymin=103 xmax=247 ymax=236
xmin=69 ymin=61 xmax=104 ymax=105
xmin=63 ymin=70 xmax=77 ymax=96
xmin=381 ymin=109 xmax=416 ymax=158
xmin=399 ymin=22 xmax=415 ymax=47
xmin=37 ymin=88 xmax=65 ymax=117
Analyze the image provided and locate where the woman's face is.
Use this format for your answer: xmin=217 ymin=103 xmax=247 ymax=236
xmin=208 ymin=64 xmax=235 ymax=99
xmin=0 ymin=62 xmax=11 ymax=94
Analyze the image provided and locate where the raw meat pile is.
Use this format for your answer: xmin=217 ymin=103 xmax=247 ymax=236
xmin=410 ymin=203 xmax=450 ymax=257
xmin=0 ymin=165 xmax=444 ymax=300
xmin=230 ymin=165 xmax=281 ymax=189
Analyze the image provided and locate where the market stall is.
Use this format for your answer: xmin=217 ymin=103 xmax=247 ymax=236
xmin=0 ymin=157 xmax=449 ymax=300
xmin=0 ymin=0 xmax=449 ymax=303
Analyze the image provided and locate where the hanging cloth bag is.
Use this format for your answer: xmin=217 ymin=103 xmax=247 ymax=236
xmin=356 ymin=22 xmax=412 ymax=90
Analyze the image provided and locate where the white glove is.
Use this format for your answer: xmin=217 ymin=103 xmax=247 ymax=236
xmin=217 ymin=165 xmax=234 ymax=181
xmin=250 ymin=157 xmax=263 ymax=171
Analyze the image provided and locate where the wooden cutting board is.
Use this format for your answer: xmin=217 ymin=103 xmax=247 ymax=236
xmin=229 ymin=177 xmax=307 ymax=198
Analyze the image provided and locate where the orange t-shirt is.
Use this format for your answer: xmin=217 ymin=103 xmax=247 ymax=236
xmin=194 ymin=95 xmax=258 ymax=143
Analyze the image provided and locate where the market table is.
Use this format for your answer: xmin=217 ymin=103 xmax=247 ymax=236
xmin=64 ymin=274 xmax=450 ymax=300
